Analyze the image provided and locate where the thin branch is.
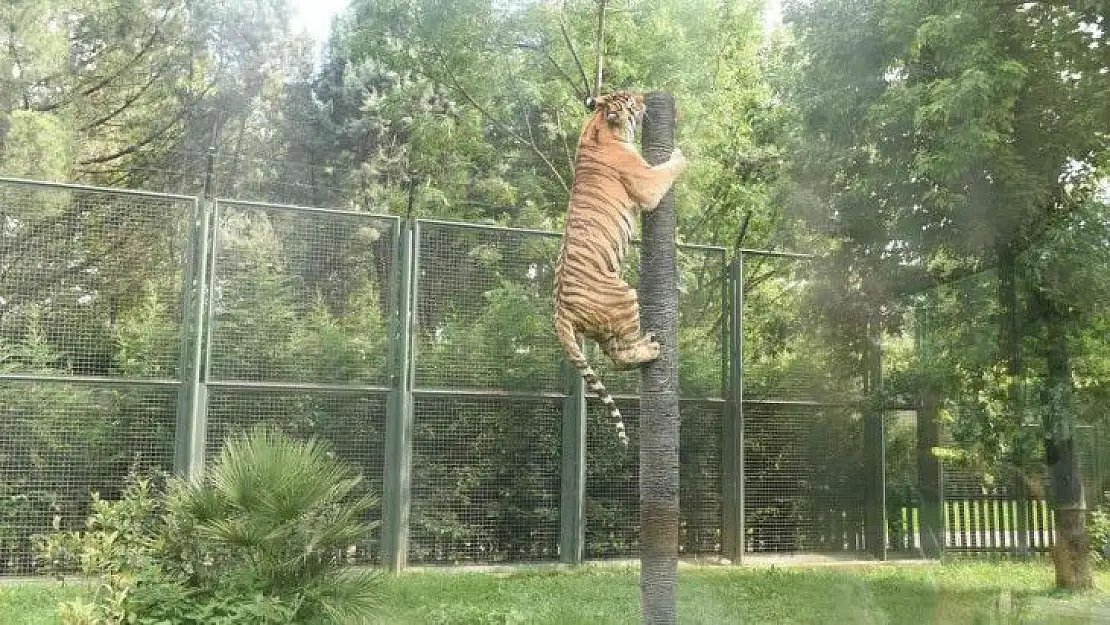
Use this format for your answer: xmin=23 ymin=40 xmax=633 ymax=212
xmin=75 ymin=112 xmax=184 ymax=165
xmin=33 ymin=12 xmax=168 ymax=113
xmin=593 ymin=0 xmax=607 ymax=98
xmin=76 ymin=74 xmax=218 ymax=166
xmin=430 ymin=48 xmax=569 ymax=193
xmin=515 ymin=41 xmax=587 ymax=101
xmin=78 ymin=69 xmax=164 ymax=131
xmin=558 ymin=19 xmax=591 ymax=99
xmin=743 ymin=268 xmax=780 ymax=295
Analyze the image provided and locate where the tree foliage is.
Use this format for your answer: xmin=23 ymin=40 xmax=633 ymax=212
xmin=785 ymin=0 xmax=1109 ymax=585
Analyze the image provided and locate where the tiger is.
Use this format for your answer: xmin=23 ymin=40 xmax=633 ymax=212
xmin=553 ymin=91 xmax=688 ymax=446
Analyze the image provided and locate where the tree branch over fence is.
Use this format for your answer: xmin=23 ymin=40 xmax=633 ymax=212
xmin=429 ymin=47 xmax=570 ymax=193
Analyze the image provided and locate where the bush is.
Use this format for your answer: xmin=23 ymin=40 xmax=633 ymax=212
xmin=1088 ymin=505 xmax=1110 ymax=568
xmin=39 ymin=426 xmax=382 ymax=624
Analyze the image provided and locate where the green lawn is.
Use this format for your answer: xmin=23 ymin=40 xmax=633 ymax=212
xmin=4 ymin=561 xmax=1110 ymax=624
xmin=0 ymin=582 xmax=88 ymax=625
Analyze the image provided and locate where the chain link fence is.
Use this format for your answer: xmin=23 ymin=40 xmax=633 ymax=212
xmin=5 ymin=175 xmax=1102 ymax=575
xmin=0 ymin=179 xmax=193 ymax=574
xmin=735 ymin=251 xmax=872 ymax=555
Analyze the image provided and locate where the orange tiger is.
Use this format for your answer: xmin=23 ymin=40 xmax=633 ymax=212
xmin=553 ymin=91 xmax=688 ymax=446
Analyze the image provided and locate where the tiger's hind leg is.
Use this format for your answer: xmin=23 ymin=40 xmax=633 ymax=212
xmin=603 ymin=334 xmax=660 ymax=371
xmin=595 ymin=278 xmax=660 ymax=370
xmin=601 ymin=306 xmax=660 ymax=371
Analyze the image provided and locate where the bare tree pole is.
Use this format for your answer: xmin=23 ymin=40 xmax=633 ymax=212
xmin=593 ymin=0 xmax=607 ymax=99
xmin=639 ymin=91 xmax=680 ymax=625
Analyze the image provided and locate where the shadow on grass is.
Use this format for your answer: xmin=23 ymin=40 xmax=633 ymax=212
xmin=684 ymin=564 xmax=1110 ymax=625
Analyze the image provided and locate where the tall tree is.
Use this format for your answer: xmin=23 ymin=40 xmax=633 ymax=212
xmin=0 ymin=0 xmax=309 ymax=193
xmin=786 ymin=0 xmax=1109 ymax=586
xmin=639 ymin=92 xmax=681 ymax=624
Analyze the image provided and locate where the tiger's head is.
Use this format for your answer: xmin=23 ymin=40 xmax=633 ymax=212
xmin=584 ymin=91 xmax=645 ymax=143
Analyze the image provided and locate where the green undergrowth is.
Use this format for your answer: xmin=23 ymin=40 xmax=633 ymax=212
xmin=4 ymin=561 xmax=1110 ymax=624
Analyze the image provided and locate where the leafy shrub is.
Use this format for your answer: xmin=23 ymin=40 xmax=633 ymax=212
xmin=39 ymin=426 xmax=382 ymax=624
xmin=1088 ymin=505 xmax=1110 ymax=568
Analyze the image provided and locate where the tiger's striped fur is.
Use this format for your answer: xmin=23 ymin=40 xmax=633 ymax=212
xmin=553 ymin=91 xmax=688 ymax=446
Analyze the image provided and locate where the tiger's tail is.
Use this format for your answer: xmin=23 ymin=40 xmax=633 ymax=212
xmin=554 ymin=313 xmax=629 ymax=447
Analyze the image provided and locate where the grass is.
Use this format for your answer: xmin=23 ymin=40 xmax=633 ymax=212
xmin=4 ymin=561 xmax=1110 ymax=624
xmin=0 ymin=582 xmax=88 ymax=625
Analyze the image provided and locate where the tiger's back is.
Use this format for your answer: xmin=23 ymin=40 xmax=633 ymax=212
xmin=553 ymin=92 xmax=687 ymax=446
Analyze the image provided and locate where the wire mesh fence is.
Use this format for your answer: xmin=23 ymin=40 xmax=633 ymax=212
xmin=679 ymin=400 xmax=725 ymax=556
xmin=409 ymin=395 xmax=562 ymax=564
xmin=0 ymin=380 xmax=177 ymax=574
xmin=412 ymin=220 xmax=564 ymax=394
xmin=207 ymin=200 xmax=398 ymax=386
xmin=3 ymin=175 xmax=1105 ymax=576
xmin=0 ymin=179 xmax=195 ymax=380
xmin=584 ymin=398 xmax=641 ymax=559
xmin=743 ymin=403 xmax=867 ymax=552
xmin=0 ymin=178 xmax=192 ymax=575
xmin=734 ymin=250 xmax=875 ymax=555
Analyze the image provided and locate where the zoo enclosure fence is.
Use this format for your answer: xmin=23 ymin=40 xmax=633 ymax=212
xmin=0 ymin=176 xmax=1096 ymax=575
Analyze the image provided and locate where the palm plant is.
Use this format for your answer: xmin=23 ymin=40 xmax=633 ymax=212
xmin=165 ymin=426 xmax=382 ymax=624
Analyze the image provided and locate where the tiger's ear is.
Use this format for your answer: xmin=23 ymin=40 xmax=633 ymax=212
xmin=584 ymin=96 xmax=597 ymax=110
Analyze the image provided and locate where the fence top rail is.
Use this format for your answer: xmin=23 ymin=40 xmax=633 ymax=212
xmin=416 ymin=216 xmax=730 ymax=254
xmin=216 ymin=197 xmax=399 ymax=221
xmin=738 ymin=247 xmax=817 ymax=260
xmin=0 ymin=176 xmax=199 ymax=202
xmin=205 ymin=379 xmax=392 ymax=394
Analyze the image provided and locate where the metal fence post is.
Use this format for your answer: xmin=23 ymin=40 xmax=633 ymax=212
xmin=560 ymin=342 xmax=587 ymax=564
xmin=915 ymin=297 xmax=944 ymax=558
xmin=864 ymin=315 xmax=888 ymax=560
xmin=721 ymin=255 xmax=745 ymax=562
xmin=174 ymin=154 xmax=215 ymax=478
xmin=383 ymin=218 xmax=417 ymax=572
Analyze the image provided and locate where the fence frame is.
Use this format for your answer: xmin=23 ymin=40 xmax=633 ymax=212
xmin=0 ymin=180 xmax=887 ymax=571
xmin=722 ymin=255 xmax=744 ymax=561
xmin=0 ymin=175 xmax=200 ymax=445
xmin=8 ymin=175 xmax=1105 ymax=576
xmin=383 ymin=217 xmax=416 ymax=570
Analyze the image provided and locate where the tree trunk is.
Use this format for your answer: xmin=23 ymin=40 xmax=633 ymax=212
xmin=1036 ymin=290 xmax=1092 ymax=590
xmin=639 ymin=91 xmax=681 ymax=625
xmin=998 ymin=244 xmax=1031 ymax=557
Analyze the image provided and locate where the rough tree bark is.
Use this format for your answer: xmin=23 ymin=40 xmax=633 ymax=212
xmin=639 ymin=91 xmax=680 ymax=625
xmin=1035 ymin=289 xmax=1093 ymax=590
xmin=1004 ymin=245 xmax=1091 ymax=589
